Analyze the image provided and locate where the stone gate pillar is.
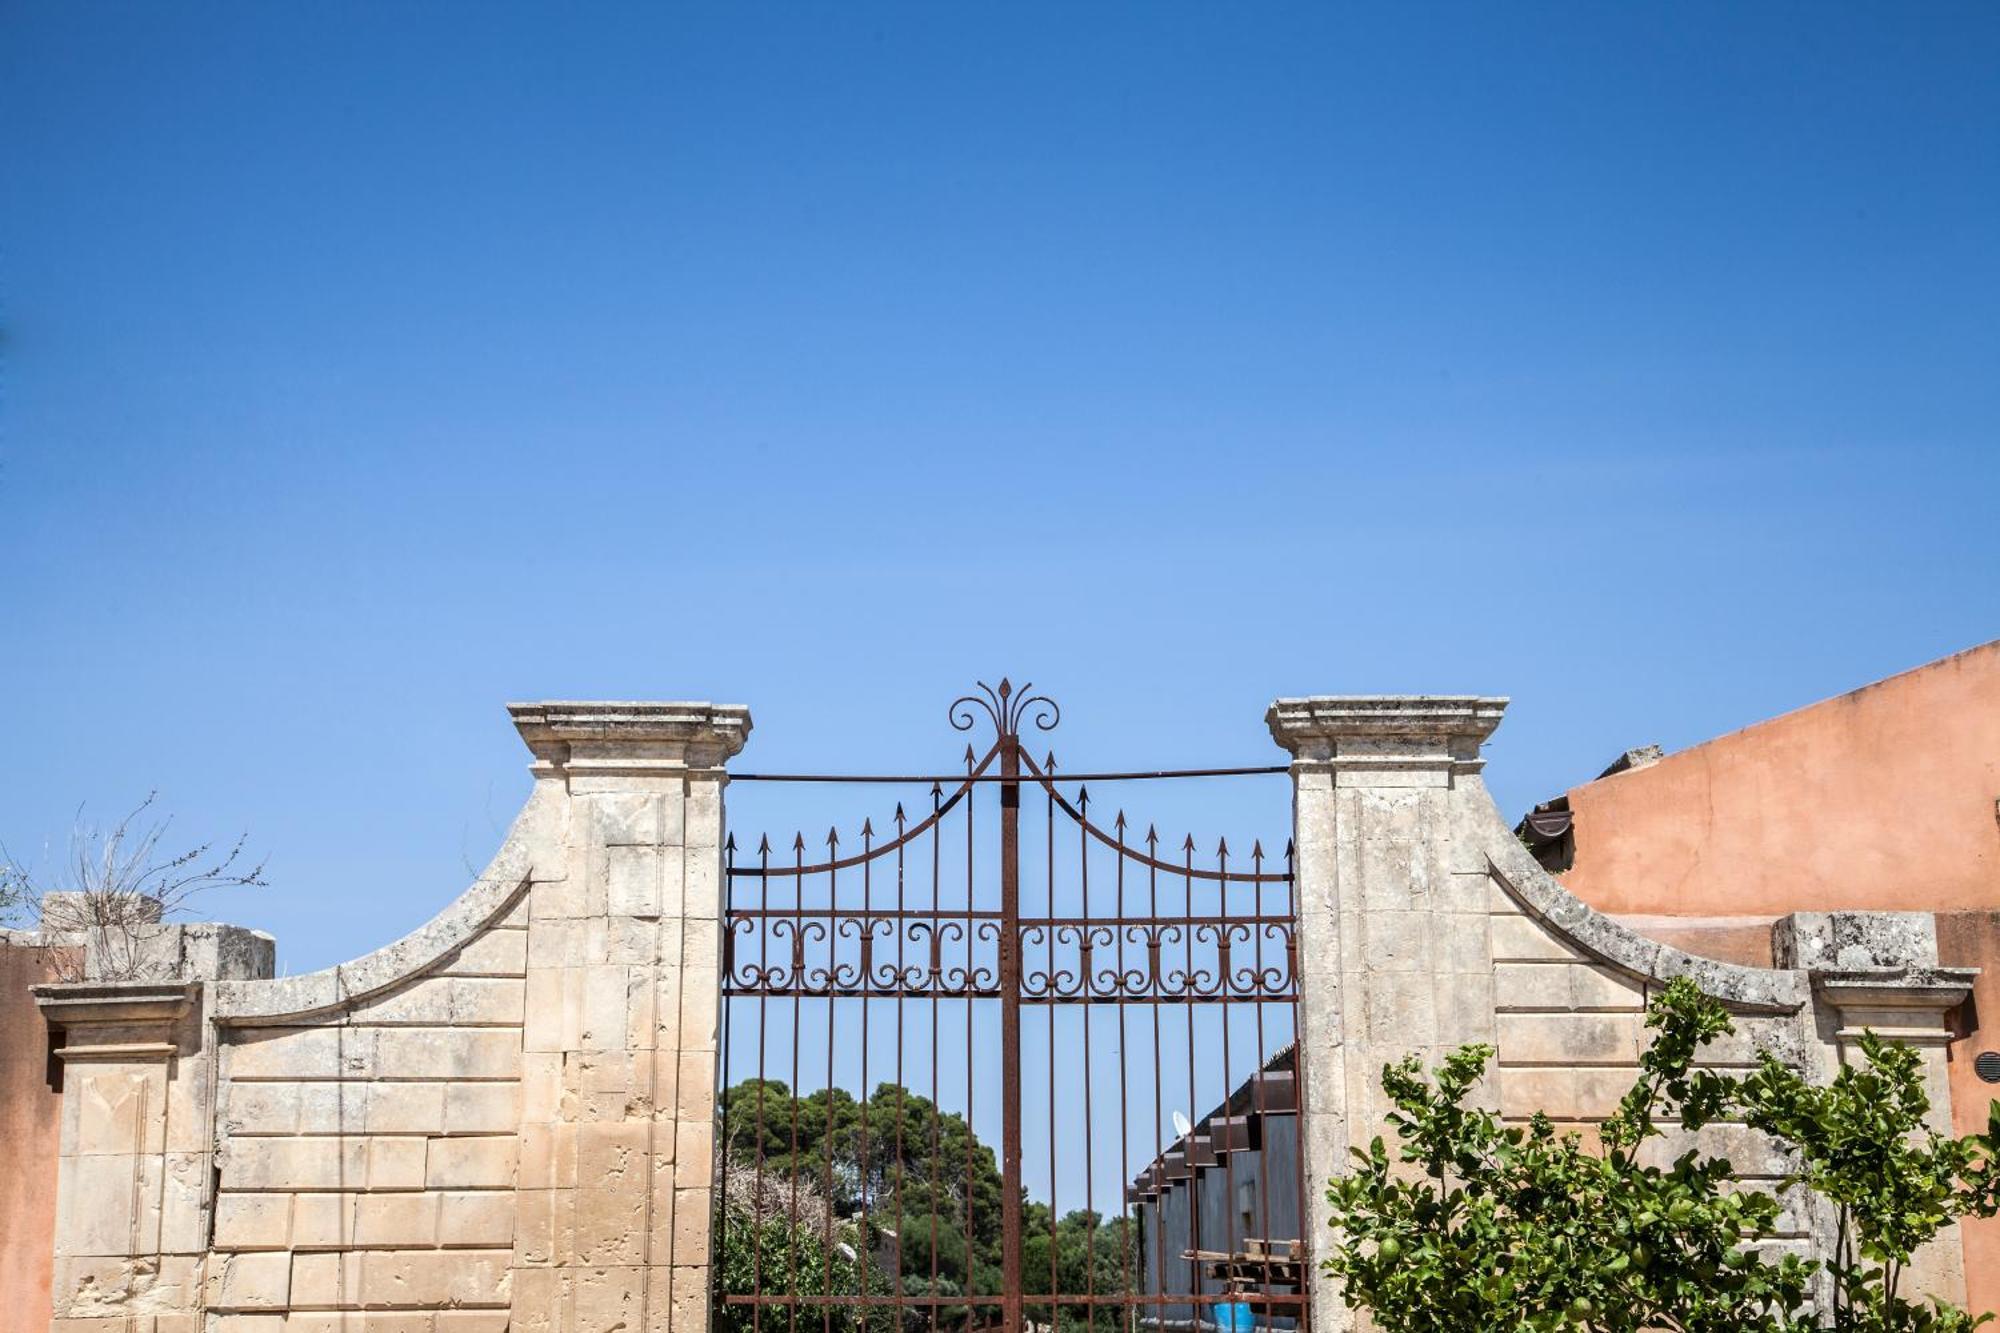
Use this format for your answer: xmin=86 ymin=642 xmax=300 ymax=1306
xmin=505 ymin=702 xmax=751 ymax=1333
xmin=1266 ymin=696 xmax=1508 ymax=1333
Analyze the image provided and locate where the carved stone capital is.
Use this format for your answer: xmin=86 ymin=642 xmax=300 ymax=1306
xmin=1812 ymin=968 xmax=1975 ymax=1047
xmin=1265 ymin=695 xmax=1508 ymax=785
xmin=33 ymin=980 xmax=200 ymax=1061
xmin=508 ymin=700 xmax=752 ymax=783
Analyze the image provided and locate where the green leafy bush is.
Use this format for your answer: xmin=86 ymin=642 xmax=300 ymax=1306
xmin=1322 ymin=978 xmax=2000 ymax=1332
xmin=715 ymin=1078 xmax=1134 ymax=1333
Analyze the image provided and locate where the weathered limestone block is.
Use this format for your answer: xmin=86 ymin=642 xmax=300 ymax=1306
xmin=424 ymin=1136 xmax=518 ymax=1190
xmin=1490 ymin=911 xmax=1587 ymax=963
xmin=1497 ymin=1011 xmax=1647 ymax=1066
xmin=437 ymin=927 xmax=529 ymax=980
xmin=1498 ymin=1062 xmax=1638 ymax=1121
xmin=349 ymin=977 xmax=527 ymax=1028
xmin=290 ymin=1192 xmax=359 ymax=1250
xmin=352 ymin=1193 xmax=441 ymax=1248
xmin=53 ymin=1254 xmax=205 ymax=1318
xmin=371 ymin=1029 xmax=521 ymax=1082
xmin=355 ymin=1248 xmax=512 ymax=1307
xmin=1494 ymin=960 xmax=1646 ymax=1013
xmin=442 ymin=1082 xmax=520 ymax=1135
xmin=436 ymin=1192 xmax=515 ymax=1249
xmin=207 ymin=1250 xmax=295 ymax=1311
xmin=221 ymin=1136 xmax=430 ymax=1193
xmin=288 ymin=1250 xmax=366 ymax=1308
xmin=225 ymin=1028 xmax=364 ymax=1081
xmin=214 ymin=1194 xmax=296 ymax=1250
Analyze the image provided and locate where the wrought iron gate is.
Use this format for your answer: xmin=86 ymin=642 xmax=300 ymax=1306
xmin=717 ymin=682 xmax=1308 ymax=1333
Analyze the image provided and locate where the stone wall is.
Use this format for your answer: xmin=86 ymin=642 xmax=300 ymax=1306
xmin=12 ymin=692 xmax=1985 ymax=1333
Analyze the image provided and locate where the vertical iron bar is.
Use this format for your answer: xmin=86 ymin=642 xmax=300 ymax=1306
xmin=1045 ymin=768 xmax=1058 ymax=1331
xmin=1218 ymin=841 xmax=1240 ymax=1317
xmin=718 ymin=841 xmax=733 ymax=1332
xmin=752 ymin=838 xmax=771 ymax=1333
xmin=789 ymin=834 xmax=806 ymax=1333
xmin=859 ymin=824 xmax=874 ymax=1321
xmin=1114 ymin=815 xmax=1133 ymax=1333
xmin=1080 ymin=791 xmax=1097 ymax=1333
xmin=1182 ymin=838 xmax=1200 ymax=1312
xmin=928 ymin=785 xmax=944 ymax=1333
xmin=824 ymin=839 xmax=839 ymax=1333
xmin=893 ymin=807 xmax=909 ymax=1313
xmin=1147 ymin=830 xmax=1166 ymax=1332
xmin=1252 ymin=845 xmax=1272 ymax=1279
xmin=964 ymin=750 xmax=979 ymax=1333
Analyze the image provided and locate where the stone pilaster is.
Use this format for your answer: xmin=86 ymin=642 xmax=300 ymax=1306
xmin=1776 ymin=912 xmax=1975 ymax=1309
xmin=1266 ymin=695 xmax=1508 ymax=1333
xmin=33 ymin=906 xmax=272 ymax=1333
xmin=506 ymin=702 xmax=750 ymax=1333
xmin=35 ymin=982 xmax=210 ymax=1333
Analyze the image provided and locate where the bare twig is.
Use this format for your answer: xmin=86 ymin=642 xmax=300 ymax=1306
xmin=1 ymin=793 xmax=267 ymax=982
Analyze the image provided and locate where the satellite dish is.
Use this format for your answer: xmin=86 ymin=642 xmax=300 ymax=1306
xmin=1172 ymin=1111 xmax=1192 ymax=1138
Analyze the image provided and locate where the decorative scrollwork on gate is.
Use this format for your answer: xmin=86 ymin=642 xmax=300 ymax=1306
xmin=1014 ymin=919 xmax=1296 ymax=1002
xmin=725 ymin=911 xmax=1005 ymax=996
xmin=724 ymin=679 xmax=1295 ymax=1002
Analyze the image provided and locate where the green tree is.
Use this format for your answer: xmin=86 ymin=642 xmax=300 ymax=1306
xmin=1738 ymin=1031 xmax=2000 ymax=1331
xmin=1021 ymin=1207 xmax=1141 ymax=1333
xmin=1322 ymin=977 xmax=2000 ymax=1333
xmin=722 ymin=1078 xmax=1124 ymax=1333
xmin=716 ymin=1204 xmax=893 ymax=1333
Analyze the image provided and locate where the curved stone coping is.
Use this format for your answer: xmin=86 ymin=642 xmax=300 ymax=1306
xmin=211 ymin=785 xmax=554 ymax=1025
xmin=1473 ymin=798 xmax=1804 ymax=1015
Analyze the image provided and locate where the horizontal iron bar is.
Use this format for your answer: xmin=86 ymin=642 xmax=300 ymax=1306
xmin=721 ymin=988 xmax=1297 ymax=1003
xmin=720 ymin=1294 xmax=1308 ymax=1308
xmin=730 ymin=765 xmax=1289 ymax=784
xmin=721 ymin=909 xmax=1294 ymax=925
xmin=725 ymin=907 xmax=1007 ymax=919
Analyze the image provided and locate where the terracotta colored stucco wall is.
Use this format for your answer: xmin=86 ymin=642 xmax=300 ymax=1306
xmin=0 ymin=939 xmax=62 ymax=1333
xmin=1562 ymin=639 xmax=2000 ymax=916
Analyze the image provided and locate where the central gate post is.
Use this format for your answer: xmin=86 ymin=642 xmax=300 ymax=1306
xmin=1266 ymin=696 xmax=1508 ymax=1333
xmin=998 ymin=728 xmax=1025 ymax=1333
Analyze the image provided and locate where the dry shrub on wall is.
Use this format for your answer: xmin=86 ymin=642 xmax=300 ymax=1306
xmin=0 ymin=793 xmax=265 ymax=982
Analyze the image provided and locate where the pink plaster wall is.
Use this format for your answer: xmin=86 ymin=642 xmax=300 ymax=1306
xmin=0 ymin=940 xmax=61 ymax=1333
xmin=1562 ymin=639 xmax=2000 ymax=917
xmin=1938 ymin=912 xmax=2000 ymax=1316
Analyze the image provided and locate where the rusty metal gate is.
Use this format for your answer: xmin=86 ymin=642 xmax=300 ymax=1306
xmin=717 ymin=682 xmax=1308 ymax=1333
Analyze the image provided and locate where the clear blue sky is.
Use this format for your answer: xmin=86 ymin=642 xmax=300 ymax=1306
xmin=4 ymin=2 xmax=1997 ymax=982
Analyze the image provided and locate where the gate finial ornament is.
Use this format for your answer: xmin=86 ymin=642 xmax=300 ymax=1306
xmin=947 ymin=677 xmax=1060 ymax=740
